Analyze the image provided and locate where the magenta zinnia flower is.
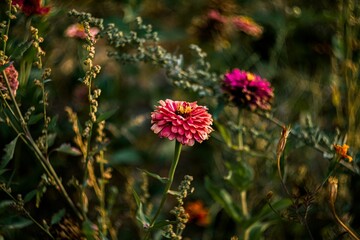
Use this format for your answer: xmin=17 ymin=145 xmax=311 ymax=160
xmin=0 ymin=63 xmax=19 ymax=97
xmin=223 ymin=68 xmax=274 ymax=111
xmin=151 ymin=99 xmax=213 ymax=146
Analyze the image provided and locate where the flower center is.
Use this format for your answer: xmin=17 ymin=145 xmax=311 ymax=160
xmin=246 ymin=72 xmax=255 ymax=81
xmin=176 ymin=102 xmax=192 ymax=118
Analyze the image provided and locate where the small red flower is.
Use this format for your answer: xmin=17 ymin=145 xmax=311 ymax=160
xmin=0 ymin=63 xmax=19 ymax=97
xmin=151 ymin=99 xmax=213 ymax=146
xmin=12 ymin=0 xmax=50 ymax=16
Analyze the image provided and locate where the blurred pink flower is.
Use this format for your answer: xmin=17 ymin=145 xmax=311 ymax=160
xmin=151 ymin=99 xmax=213 ymax=146
xmin=65 ymin=23 xmax=100 ymax=40
xmin=231 ymin=16 xmax=263 ymax=37
xmin=0 ymin=63 xmax=19 ymax=97
xmin=207 ymin=10 xmax=226 ymax=23
xmin=223 ymin=68 xmax=273 ymax=111
xmin=12 ymin=0 xmax=50 ymax=16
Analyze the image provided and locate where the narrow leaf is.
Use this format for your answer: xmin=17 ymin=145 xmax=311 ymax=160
xmin=24 ymin=190 xmax=37 ymax=203
xmin=205 ymin=177 xmax=242 ymax=222
xmin=136 ymin=202 xmax=150 ymax=228
xmin=96 ymin=107 xmax=119 ymax=123
xmin=138 ymin=168 xmax=168 ymax=183
xmin=1 ymin=135 xmax=21 ymax=169
xmin=51 ymin=208 xmax=66 ymax=225
xmin=54 ymin=143 xmax=82 ymax=156
xmin=9 ymin=40 xmax=33 ymax=60
xmin=46 ymin=133 xmax=57 ymax=148
xmin=132 ymin=188 xmax=141 ymax=208
xmin=27 ymin=113 xmax=44 ymax=125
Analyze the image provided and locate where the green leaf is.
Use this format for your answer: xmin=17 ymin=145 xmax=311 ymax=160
xmin=9 ymin=40 xmax=34 ymax=60
xmin=48 ymin=115 xmax=58 ymax=131
xmin=43 ymin=79 xmax=52 ymax=84
xmin=205 ymin=177 xmax=242 ymax=222
xmin=0 ymin=62 xmax=11 ymax=72
xmin=257 ymin=198 xmax=292 ymax=221
xmin=27 ymin=113 xmax=44 ymax=125
xmin=245 ymin=222 xmax=272 ymax=240
xmin=0 ymin=217 xmax=32 ymax=230
xmin=1 ymin=135 xmax=21 ymax=170
xmin=51 ymin=208 xmax=66 ymax=225
xmin=224 ymin=161 xmax=254 ymax=191
xmin=132 ymin=188 xmax=141 ymax=208
xmin=152 ymin=220 xmax=172 ymax=229
xmin=82 ymin=219 xmax=97 ymax=240
xmin=96 ymin=107 xmax=119 ymax=123
xmin=54 ymin=143 xmax=82 ymax=156
xmin=0 ymin=200 xmax=14 ymax=214
xmin=24 ymin=190 xmax=37 ymax=203
xmin=109 ymin=148 xmax=142 ymax=165
xmin=136 ymin=202 xmax=149 ymax=228
xmin=138 ymin=169 xmax=168 ymax=183
xmin=46 ymin=133 xmax=57 ymax=148
xmin=215 ymin=121 xmax=231 ymax=146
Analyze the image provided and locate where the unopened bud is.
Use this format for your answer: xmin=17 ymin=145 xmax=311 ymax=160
xmin=328 ymin=176 xmax=338 ymax=204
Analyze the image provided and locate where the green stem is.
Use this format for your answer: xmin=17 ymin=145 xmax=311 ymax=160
xmin=237 ymin=109 xmax=249 ymax=218
xmin=145 ymin=141 xmax=182 ymax=239
xmin=1 ymin=71 xmax=83 ymax=221
xmin=2 ymin=0 xmax=12 ymax=52
xmin=0 ymin=184 xmax=54 ymax=239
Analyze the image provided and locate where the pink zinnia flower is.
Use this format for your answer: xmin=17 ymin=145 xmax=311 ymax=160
xmin=0 ymin=63 xmax=19 ymax=97
xmin=12 ymin=0 xmax=50 ymax=16
xmin=151 ymin=99 xmax=213 ymax=146
xmin=231 ymin=16 xmax=263 ymax=38
xmin=223 ymin=68 xmax=274 ymax=111
xmin=65 ymin=23 xmax=100 ymax=40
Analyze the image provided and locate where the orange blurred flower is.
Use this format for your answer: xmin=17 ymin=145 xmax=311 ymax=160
xmin=185 ymin=201 xmax=210 ymax=226
xmin=333 ymin=144 xmax=353 ymax=162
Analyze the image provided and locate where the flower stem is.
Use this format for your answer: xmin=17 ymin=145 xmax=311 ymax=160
xmin=237 ymin=109 xmax=249 ymax=218
xmin=145 ymin=141 xmax=182 ymax=239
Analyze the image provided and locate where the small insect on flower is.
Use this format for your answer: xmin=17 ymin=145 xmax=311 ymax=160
xmin=151 ymin=99 xmax=213 ymax=146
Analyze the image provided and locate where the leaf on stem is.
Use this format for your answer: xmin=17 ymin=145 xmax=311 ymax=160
xmin=205 ymin=177 xmax=242 ymax=222
xmin=54 ymin=143 xmax=82 ymax=156
xmin=138 ymin=168 xmax=168 ymax=183
xmin=132 ymin=189 xmax=150 ymax=228
xmin=1 ymin=135 xmax=21 ymax=171
xmin=51 ymin=208 xmax=66 ymax=225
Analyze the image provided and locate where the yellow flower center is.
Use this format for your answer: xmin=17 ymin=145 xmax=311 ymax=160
xmin=176 ymin=103 xmax=192 ymax=117
xmin=246 ymin=72 xmax=255 ymax=81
